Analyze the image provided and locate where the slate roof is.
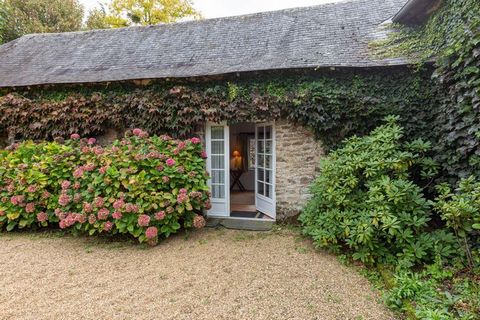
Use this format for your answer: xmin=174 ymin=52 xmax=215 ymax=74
xmin=0 ymin=0 xmax=408 ymax=88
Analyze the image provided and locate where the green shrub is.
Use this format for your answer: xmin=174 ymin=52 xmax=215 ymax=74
xmin=0 ymin=129 xmax=210 ymax=245
xmin=299 ymin=116 xmax=444 ymax=267
xmin=435 ymin=176 xmax=480 ymax=268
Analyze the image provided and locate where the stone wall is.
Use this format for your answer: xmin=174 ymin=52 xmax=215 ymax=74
xmin=275 ymin=120 xmax=324 ymax=220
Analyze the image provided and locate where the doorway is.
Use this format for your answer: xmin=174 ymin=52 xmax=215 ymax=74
xmin=205 ymin=122 xmax=276 ymax=220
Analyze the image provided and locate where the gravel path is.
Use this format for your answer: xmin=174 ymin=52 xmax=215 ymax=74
xmin=0 ymin=228 xmax=396 ymax=320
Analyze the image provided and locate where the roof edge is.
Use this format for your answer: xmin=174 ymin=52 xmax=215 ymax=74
xmin=393 ymin=0 xmax=442 ymax=25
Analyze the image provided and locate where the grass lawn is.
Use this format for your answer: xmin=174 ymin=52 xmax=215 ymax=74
xmin=0 ymin=227 xmax=395 ymax=320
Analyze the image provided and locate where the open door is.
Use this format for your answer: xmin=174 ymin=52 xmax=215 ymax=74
xmin=205 ymin=123 xmax=230 ymax=217
xmin=255 ymin=123 xmax=276 ymax=218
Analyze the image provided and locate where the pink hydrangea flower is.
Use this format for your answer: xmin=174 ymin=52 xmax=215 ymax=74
xmin=145 ymin=226 xmax=158 ymax=239
xmin=97 ymin=208 xmax=110 ymax=220
xmin=177 ymin=193 xmax=189 ymax=204
xmin=113 ymin=198 xmax=125 ymax=210
xmin=177 ymin=141 xmax=186 ymax=150
xmin=73 ymin=167 xmax=85 ymax=178
xmin=27 ymin=185 xmax=37 ymax=193
xmin=84 ymin=164 xmax=96 ymax=171
xmin=132 ymin=128 xmax=143 ymax=136
xmin=156 ymin=165 xmax=164 ymax=171
xmin=83 ymin=202 xmax=93 ymax=213
xmin=166 ymin=206 xmax=174 ymax=214
xmin=98 ymin=166 xmax=108 ymax=174
xmin=193 ymin=215 xmax=206 ymax=229
xmin=73 ymin=182 xmax=81 ymax=190
xmin=76 ymin=214 xmax=87 ymax=224
xmin=93 ymin=146 xmax=104 ymax=155
xmin=0 ymin=210 xmax=5 ymax=216
xmin=154 ymin=211 xmax=166 ymax=220
xmin=73 ymin=193 xmax=82 ymax=203
xmin=166 ymin=158 xmax=176 ymax=167
xmin=137 ymin=214 xmax=150 ymax=227
xmin=177 ymin=166 xmax=185 ymax=173
xmin=111 ymin=146 xmax=120 ymax=152
xmin=94 ymin=196 xmax=104 ymax=208
xmin=104 ymin=221 xmax=113 ymax=232
xmin=58 ymin=193 xmax=71 ymax=206
xmin=200 ymin=151 xmax=208 ymax=159
xmin=61 ymin=180 xmax=71 ymax=190
xmin=25 ymin=202 xmax=35 ymax=213
xmin=36 ymin=211 xmax=48 ymax=222
xmin=125 ymin=203 xmax=139 ymax=213
xmin=87 ymin=138 xmax=96 ymax=145
xmin=88 ymin=214 xmax=97 ymax=224
xmin=162 ymin=176 xmax=170 ymax=183
xmin=112 ymin=211 xmax=122 ymax=219
xmin=190 ymin=137 xmax=201 ymax=144
xmin=179 ymin=188 xmax=187 ymax=194
xmin=205 ymin=201 xmax=212 ymax=210
xmin=70 ymin=133 xmax=80 ymax=140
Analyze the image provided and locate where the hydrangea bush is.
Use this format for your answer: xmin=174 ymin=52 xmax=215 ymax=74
xmin=0 ymin=129 xmax=210 ymax=245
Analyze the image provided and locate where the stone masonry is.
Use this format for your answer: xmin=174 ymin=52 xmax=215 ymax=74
xmin=275 ymin=120 xmax=324 ymax=220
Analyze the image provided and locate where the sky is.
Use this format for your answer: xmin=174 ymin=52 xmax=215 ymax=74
xmin=79 ymin=0 xmax=341 ymax=18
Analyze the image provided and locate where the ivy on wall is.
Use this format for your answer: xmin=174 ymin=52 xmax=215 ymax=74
xmin=372 ymin=0 xmax=480 ymax=182
xmin=0 ymin=68 xmax=439 ymax=150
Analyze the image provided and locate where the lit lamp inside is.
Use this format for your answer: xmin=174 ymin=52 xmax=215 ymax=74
xmin=231 ymin=150 xmax=243 ymax=171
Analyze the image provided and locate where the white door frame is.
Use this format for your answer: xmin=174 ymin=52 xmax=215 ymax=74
xmin=205 ymin=122 xmax=230 ymax=217
xmin=254 ymin=122 xmax=276 ymax=219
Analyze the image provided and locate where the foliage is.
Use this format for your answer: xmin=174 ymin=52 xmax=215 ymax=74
xmin=435 ymin=176 xmax=480 ymax=269
xmin=0 ymin=0 xmax=84 ymax=43
xmin=372 ymin=0 xmax=480 ymax=183
xmin=299 ymin=117 xmax=445 ymax=267
xmin=93 ymin=0 xmax=201 ymax=28
xmin=0 ymin=69 xmax=440 ymax=149
xmin=385 ymin=262 xmax=480 ymax=319
xmin=0 ymin=129 xmax=209 ymax=245
xmin=85 ymin=5 xmax=111 ymax=30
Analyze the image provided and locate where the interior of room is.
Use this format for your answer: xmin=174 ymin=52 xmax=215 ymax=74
xmin=228 ymin=123 xmax=259 ymax=218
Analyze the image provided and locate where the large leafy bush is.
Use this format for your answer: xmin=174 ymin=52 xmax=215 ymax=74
xmin=0 ymin=129 xmax=209 ymax=245
xmin=435 ymin=176 xmax=480 ymax=268
xmin=299 ymin=117 xmax=446 ymax=267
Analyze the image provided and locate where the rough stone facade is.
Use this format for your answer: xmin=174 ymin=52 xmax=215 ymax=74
xmin=275 ymin=120 xmax=324 ymax=220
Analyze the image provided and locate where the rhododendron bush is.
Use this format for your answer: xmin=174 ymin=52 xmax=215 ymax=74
xmin=0 ymin=129 xmax=210 ymax=245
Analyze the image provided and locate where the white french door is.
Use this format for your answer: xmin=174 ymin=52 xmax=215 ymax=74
xmin=205 ymin=123 xmax=230 ymax=217
xmin=255 ymin=123 xmax=276 ymax=218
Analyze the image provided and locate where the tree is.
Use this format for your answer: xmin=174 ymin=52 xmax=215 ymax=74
xmin=95 ymin=0 xmax=201 ymax=28
xmin=85 ymin=5 xmax=111 ymax=30
xmin=0 ymin=0 xmax=84 ymax=43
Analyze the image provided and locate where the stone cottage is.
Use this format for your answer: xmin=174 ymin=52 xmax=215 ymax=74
xmin=0 ymin=0 xmax=440 ymax=228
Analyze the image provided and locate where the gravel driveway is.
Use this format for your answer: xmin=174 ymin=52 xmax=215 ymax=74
xmin=0 ymin=227 xmax=396 ymax=320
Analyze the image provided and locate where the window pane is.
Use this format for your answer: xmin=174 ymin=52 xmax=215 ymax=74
xmin=265 ymin=126 xmax=272 ymax=139
xmin=258 ymin=127 xmax=264 ymax=140
xmin=212 ymin=155 xmax=224 ymax=169
xmin=265 ymin=155 xmax=272 ymax=169
xmin=212 ymin=170 xmax=225 ymax=184
xmin=265 ymin=184 xmax=273 ymax=199
xmin=257 ymin=140 xmax=264 ymax=154
xmin=265 ymin=169 xmax=272 ymax=183
xmin=257 ymin=182 xmax=264 ymax=196
xmin=265 ymin=140 xmax=272 ymax=154
xmin=212 ymin=141 xmax=224 ymax=154
xmin=211 ymin=126 xmax=224 ymax=139
xmin=258 ymin=154 xmax=265 ymax=168
xmin=257 ymin=168 xmax=265 ymax=182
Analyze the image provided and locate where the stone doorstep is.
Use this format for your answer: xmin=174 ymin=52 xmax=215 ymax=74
xmin=206 ymin=216 xmax=275 ymax=231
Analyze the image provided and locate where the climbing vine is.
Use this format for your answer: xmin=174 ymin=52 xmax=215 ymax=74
xmin=372 ymin=0 xmax=480 ymax=183
xmin=0 ymin=68 xmax=439 ymax=150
